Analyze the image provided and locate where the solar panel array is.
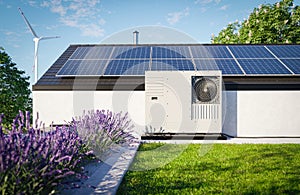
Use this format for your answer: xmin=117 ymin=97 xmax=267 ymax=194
xmin=56 ymin=45 xmax=300 ymax=77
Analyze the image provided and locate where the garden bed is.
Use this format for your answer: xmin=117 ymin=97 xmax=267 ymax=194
xmin=0 ymin=110 xmax=136 ymax=194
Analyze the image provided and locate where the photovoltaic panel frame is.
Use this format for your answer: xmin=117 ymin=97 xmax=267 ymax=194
xmin=151 ymin=59 xmax=195 ymax=71
xmin=104 ymin=59 xmax=150 ymax=76
xmin=152 ymin=46 xmax=191 ymax=58
xmin=194 ymin=59 xmax=244 ymax=75
xmin=191 ymin=45 xmax=232 ymax=58
xmin=56 ymin=44 xmax=300 ymax=77
xmin=238 ymin=59 xmax=292 ymax=75
xmin=112 ymin=46 xmax=151 ymax=59
xmin=267 ymin=45 xmax=300 ymax=58
xmin=280 ymin=59 xmax=300 ymax=74
xmin=228 ymin=45 xmax=274 ymax=58
xmin=70 ymin=46 xmax=113 ymax=59
xmin=56 ymin=60 xmax=108 ymax=76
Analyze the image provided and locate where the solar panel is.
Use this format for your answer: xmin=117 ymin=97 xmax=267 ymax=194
xmin=57 ymin=60 xmax=108 ymax=76
xmin=267 ymin=45 xmax=300 ymax=58
xmin=69 ymin=47 xmax=89 ymax=59
xmin=57 ymin=44 xmax=300 ymax=77
xmin=151 ymin=59 xmax=195 ymax=70
xmin=112 ymin=46 xmax=151 ymax=59
xmin=191 ymin=46 xmax=232 ymax=58
xmin=70 ymin=46 xmax=113 ymax=59
xmin=194 ymin=59 xmax=244 ymax=75
xmin=237 ymin=59 xmax=292 ymax=75
xmin=152 ymin=46 xmax=191 ymax=58
xmin=104 ymin=59 xmax=150 ymax=75
xmin=109 ymin=46 xmax=131 ymax=59
xmin=229 ymin=45 xmax=274 ymax=58
xmin=281 ymin=59 xmax=300 ymax=74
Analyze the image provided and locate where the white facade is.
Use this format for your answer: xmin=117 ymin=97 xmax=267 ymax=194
xmin=33 ymin=90 xmax=300 ymax=137
xmin=33 ymin=91 xmax=145 ymax=135
xmin=223 ymin=91 xmax=300 ymax=137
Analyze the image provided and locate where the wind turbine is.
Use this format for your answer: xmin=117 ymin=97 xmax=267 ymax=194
xmin=18 ymin=8 xmax=60 ymax=83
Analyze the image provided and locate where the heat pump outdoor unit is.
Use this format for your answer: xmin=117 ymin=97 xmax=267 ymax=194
xmin=145 ymin=71 xmax=222 ymax=134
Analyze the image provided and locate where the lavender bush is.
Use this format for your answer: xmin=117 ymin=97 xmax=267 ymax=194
xmin=0 ymin=109 xmax=136 ymax=194
xmin=0 ymin=111 xmax=90 ymax=194
xmin=73 ymin=110 xmax=136 ymax=159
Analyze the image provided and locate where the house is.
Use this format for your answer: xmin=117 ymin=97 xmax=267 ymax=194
xmin=33 ymin=44 xmax=300 ymax=137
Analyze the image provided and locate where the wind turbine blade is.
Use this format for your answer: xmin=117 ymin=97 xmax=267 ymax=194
xmin=40 ymin=36 xmax=61 ymax=40
xmin=18 ymin=8 xmax=39 ymax=38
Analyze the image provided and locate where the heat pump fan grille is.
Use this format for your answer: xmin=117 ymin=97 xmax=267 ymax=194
xmin=193 ymin=77 xmax=219 ymax=103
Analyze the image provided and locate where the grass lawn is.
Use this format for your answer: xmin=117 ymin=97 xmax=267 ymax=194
xmin=117 ymin=143 xmax=300 ymax=194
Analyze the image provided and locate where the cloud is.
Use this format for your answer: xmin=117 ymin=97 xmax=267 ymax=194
xmin=195 ymin=0 xmax=211 ymax=4
xmin=1 ymin=30 xmax=19 ymax=37
xmin=5 ymin=31 xmax=14 ymax=36
xmin=195 ymin=0 xmax=222 ymax=13
xmin=51 ymin=5 xmax=67 ymax=15
xmin=46 ymin=25 xmax=59 ymax=30
xmin=167 ymin=7 xmax=190 ymax=25
xmin=40 ymin=0 xmax=67 ymax=15
xmin=219 ymin=5 xmax=229 ymax=10
xmin=195 ymin=0 xmax=221 ymax=5
xmin=80 ymin=24 xmax=104 ymax=37
xmin=199 ymin=7 xmax=207 ymax=13
xmin=38 ymin=0 xmax=105 ymax=37
xmin=98 ymin=18 xmax=106 ymax=25
xmin=60 ymin=17 xmax=105 ymax=37
xmin=28 ymin=0 xmax=38 ymax=7
xmin=60 ymin=18 xmax=78 ymax=27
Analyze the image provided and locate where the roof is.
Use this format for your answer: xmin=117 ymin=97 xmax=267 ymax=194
xmin=33 ymin=44 xmax=300 ymax=91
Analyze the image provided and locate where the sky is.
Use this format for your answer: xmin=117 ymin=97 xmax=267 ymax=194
xmin=0 ymin=0 xmax=296 ymax=86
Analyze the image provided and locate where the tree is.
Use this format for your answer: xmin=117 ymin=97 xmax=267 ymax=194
xmin=212 ymin=0 xmax=300 ymax=44
xmin=0 ymin=48 xmax=32 ymax=125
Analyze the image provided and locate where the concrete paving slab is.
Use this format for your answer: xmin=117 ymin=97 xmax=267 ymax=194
xmin=142 ymin=138 xmax=300 ymax=144
xmin=60 ymin=142 xmax=140 ymax=195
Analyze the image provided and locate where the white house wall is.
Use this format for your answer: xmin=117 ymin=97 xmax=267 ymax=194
xmin=33 ymin=91 xmax=74 ymax=126
xmin=33 ymin=91 xmax=145 ymax=135
xmin=223 ymin=90 xmax=300 ymax=137
xmin=237 ymin=91 xmax=300 ymax=137
xmin=34 ymin=90 xmax=300 ymax=137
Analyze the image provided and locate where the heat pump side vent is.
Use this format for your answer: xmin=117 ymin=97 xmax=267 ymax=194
xmin=146 ymin=77 xmax=164 ymax=96
xmin=192 ymin=104 xmax=220 ymax=120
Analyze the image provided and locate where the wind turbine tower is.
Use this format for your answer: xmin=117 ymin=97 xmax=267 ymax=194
xmin=19 ymin=8 xmax=60 ymax=83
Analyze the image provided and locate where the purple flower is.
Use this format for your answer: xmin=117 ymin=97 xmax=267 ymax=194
xmin=0 ymin=109 xmax=136 ymax=193
xmin=74 ymin=109 xmax=136 ymax=159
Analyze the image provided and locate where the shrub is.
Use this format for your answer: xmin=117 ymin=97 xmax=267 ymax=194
xmin=0 ymin=111 xmax=89 ymax=194
xmin=0 ymin=109 xmax=136 ymax=194
xmin=73 ymin=110 xmax=136 ymax=159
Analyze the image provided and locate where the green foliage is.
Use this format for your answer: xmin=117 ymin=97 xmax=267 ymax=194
xmin=212 ymin=0 xmax=300 ymax=44
xmin=1 ymin=165 xmax=55 ymax=194
xmin=118 ymin=144 xmax=300 ymax=194
xmin=0 ymin=49 xmax=32 ymax=125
